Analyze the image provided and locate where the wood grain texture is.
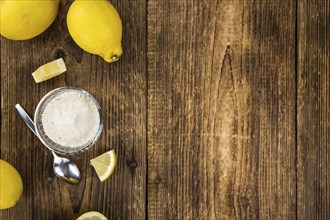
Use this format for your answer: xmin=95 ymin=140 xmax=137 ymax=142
xmin=0 ymin=0 xmax=147 ymax=219
xmin=297 ymin=0 xmax=329 ymax=219
xmin=147 ymin=0 xmax=296 ymax=219
xmin=1 ymin=0 xmax=329 ymax=219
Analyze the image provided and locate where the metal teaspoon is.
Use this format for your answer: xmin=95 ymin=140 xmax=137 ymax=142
xmin=15 ymin=104 xmax=81 ymax=184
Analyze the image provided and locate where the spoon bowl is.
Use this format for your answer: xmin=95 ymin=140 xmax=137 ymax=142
xmin=52 ymin=151 xmax=80 ymax=184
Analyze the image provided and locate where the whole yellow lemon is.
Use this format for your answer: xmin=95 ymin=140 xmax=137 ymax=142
xmin=0 ymin=159 xmax=23 ymax=209
xmin=0 ymin=0 xmax=59 ymax=40
xmin=67 ymin=0 xmax=123 ymax=62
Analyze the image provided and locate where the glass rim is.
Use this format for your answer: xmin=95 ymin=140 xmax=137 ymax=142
xmin=34 ymin=87 xmax=103 ymax=155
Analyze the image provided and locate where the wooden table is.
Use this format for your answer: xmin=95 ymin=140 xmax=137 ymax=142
xmin=1 ymin=0 xmax=328 ymax=219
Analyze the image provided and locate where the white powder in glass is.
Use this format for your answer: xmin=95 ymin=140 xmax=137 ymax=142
xmin=41 ymin=91 xmax=100 ymax=147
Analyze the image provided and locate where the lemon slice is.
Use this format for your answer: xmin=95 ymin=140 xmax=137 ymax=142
xmin=32 ymin=58 xmax=67 ymax=83
xmin=90 ymin=149 xmax=117 ymax=182
xmin=76 ymin=211 xmax=108 ymax=220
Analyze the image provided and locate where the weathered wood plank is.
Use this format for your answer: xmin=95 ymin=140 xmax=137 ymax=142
xmin=297 ymin=0 xmax=329 ymax=219
xmin=0 ymin=0 xmax=147 ymax=219
xmin=147 ymin=0 xmax=296 ymax=219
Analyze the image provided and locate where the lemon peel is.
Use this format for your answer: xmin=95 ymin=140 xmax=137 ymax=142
xmin=67 ymin=0 xmax=123 ymax=62
xmin=76 ymin=211 xmax=108 ymax=220
xmin=90 ymin=149 xmax=117 ymax=182
xmin=0 ymin=159 xmax=23 ymax=209
xmin=0 ymin=0 xmax=59 ymax=40
xmin=32 ymin=58 xmax=67 ymax=83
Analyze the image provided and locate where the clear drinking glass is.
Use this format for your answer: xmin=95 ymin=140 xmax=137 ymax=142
xmin=34 ymin=87 xmax=103 ymax=155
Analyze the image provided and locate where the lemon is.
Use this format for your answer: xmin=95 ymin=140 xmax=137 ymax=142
xmin=67 ymin=0 xmax=123 ymax=62
xmin=32 ymin=58 xmax=67 ymax=83
xmin=0 ymin=0 xmax=59 ymax=40
xmin=77 ymin=211 xmax=108 ymax=220
xmin=90 ymin=149 xmax=117 ymax=182
xmin=0 ymin=160 xmax=23 ymax=209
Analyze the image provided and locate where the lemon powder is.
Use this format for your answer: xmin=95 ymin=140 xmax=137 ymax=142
xmin=41 ymin=91 xmax=100 ymax=147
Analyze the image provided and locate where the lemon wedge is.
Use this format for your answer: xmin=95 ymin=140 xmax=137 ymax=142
xmin=32 ymin=58 xmax=67 ymax=83
xmin=90 ymin=149 xmax=117 ymax=182
xmin=76 ymin=211 xmax=108 ymax=220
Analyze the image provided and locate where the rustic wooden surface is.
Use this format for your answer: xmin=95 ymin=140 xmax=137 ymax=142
xmin=297 ymin=0 xmax=329 ymax=219
xmin=147 ymin=0 xmax=298 ymax=219
xmin=1 ymin=0 xmax=147 ymax=219
xmin=0 ymin=0 xmax=328 ymax=220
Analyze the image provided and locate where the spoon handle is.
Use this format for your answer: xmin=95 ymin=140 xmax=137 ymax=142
xmin=15 ymin=104 xmax=37 ymax=135
xmin=51 ymin=150 xmax=62 ymax=163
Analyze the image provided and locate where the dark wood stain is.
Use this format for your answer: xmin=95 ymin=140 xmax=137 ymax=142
xmin=297 ymin=0 xmax=329 ymax=220
xmin=0 ymin=0 xmax=328 ymax=219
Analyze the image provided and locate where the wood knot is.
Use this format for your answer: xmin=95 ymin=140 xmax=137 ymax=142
xmin=72 ymin=203 xmax=81 ymax=214
xmin=65 ymin=37 xmax=83 ymax=63
xmin=240 ymin=196 xmax=250 ymax=208
xmin=126 ymin=159 xmax=138 ymax=169
xmin=52 ymin=48 xmax=68 ymax=61
xmin=154 ymin=175 xmax=162 ymax=184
